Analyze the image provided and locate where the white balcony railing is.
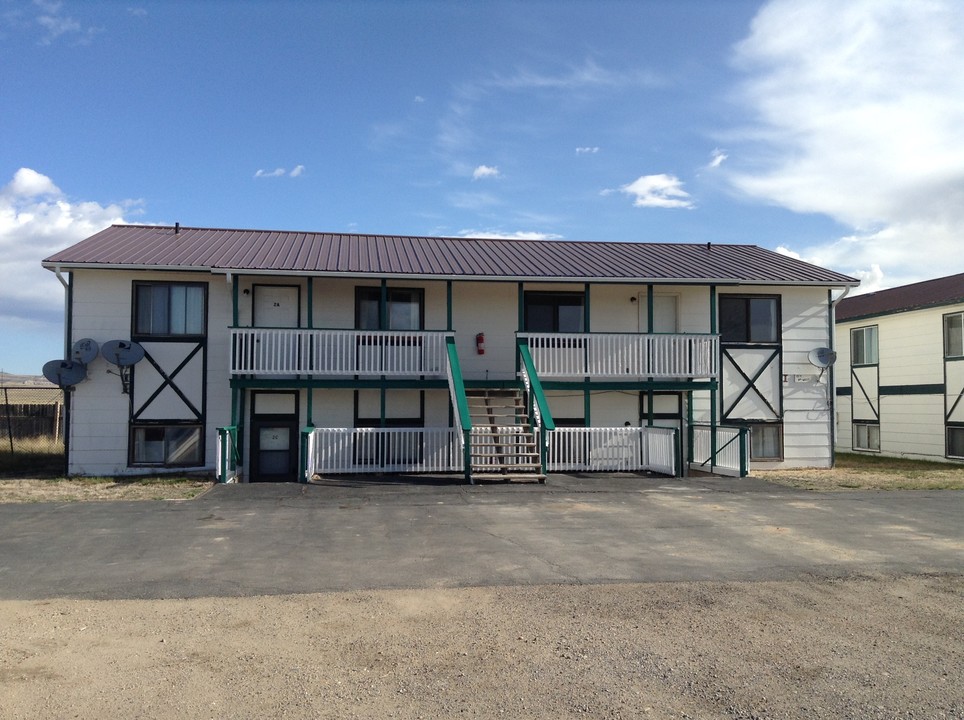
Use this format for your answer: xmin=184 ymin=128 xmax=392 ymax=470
xmin=547 ymin=426 xmax=677 ymax=475
xmin=690 ymin=424 xmax=747 ymax=477
xmin=304 ymin=425 xmax=679 ymax=478
xmin=518 ymin=332 xmax=718 ymax=379
xmin=306 ymin=427 xmax=462 ymax=476
xmin=230 ymin=328 xmax=451 ymax=376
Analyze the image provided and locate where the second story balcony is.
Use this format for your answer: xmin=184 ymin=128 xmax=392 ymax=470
xmin=518 ymin=332 xmax=719 ymax=379
xmin=230 ymin=328 xmax=452 ymax=377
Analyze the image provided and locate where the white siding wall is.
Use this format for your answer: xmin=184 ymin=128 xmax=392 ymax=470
xmin=453 ymin=281 xmax=518 ymax=381
xmin=835 ymin=301 xmax=964 ymax=462
xmin=67 ymin=269 xmax=233 ymax=476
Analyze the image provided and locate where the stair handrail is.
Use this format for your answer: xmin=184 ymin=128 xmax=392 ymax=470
xmin=445 ymin=335 xmax=473 ymax=481
xmin=517 ymin=338 xmax=556 ymax=475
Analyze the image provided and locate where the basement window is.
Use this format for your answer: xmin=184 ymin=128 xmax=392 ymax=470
xmin=948 ymin=427 xmax=964 ymax=459
xmin=131 ymin=424 xmax=202 ymax=466
xmin=853 ymin=423 xmax=881 ymax=452
xmin=749 ymin=423 xmax=783 ymax=460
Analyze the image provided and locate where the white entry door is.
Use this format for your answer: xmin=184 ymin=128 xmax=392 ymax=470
xmin=254 ymin=285 xmax=299 ymax=328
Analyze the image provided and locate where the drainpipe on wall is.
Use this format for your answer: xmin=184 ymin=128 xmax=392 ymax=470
xmin=827 ymin=286 xmax=852 ymax=467
xmin=53 ymin=266 xmax=72 ymax=477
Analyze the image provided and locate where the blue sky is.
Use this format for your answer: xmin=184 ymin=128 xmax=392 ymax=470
xmin=2 ymin=0 xmax=963 ymax=376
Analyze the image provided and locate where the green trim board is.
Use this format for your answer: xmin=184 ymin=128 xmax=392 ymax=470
xmin=836 ymin=384 xmax=945 ymax=396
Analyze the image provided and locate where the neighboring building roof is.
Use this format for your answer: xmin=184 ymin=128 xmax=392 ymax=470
xmin=43 ymin=224 xmax=859 ymax=286
xmin=836 ymin=272 xmax=964 ymax=322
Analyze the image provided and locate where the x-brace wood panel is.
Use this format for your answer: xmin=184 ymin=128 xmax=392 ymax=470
xmin=721 ymin=346 xmax=781 ymax=421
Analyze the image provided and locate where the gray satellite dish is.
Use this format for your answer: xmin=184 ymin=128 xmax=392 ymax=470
xmin=807 ymin=347 xmax=837 ymax=368
xmin=101 ymin=340 xmax=146 ymax=367
xmin=71 ymin=338 xmax=99 ymax=364
xmin=42 ymin=359 xmax=87 ymax=388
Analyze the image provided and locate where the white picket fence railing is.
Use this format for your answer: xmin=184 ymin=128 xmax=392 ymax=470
xmin=518 ymin=332 xmax=718 ymax=379
xmin=306 ymin=427 xmax=462 ymax=476
xmin=547 ymin=426 xmax=677 ymax=475
xmin=230 ymin=328 xmax=451 ymax=376
xmin=690 ymin=424 xmax=747 ymax=477
xmin=305 ymin=425 xmax=681 ymax=478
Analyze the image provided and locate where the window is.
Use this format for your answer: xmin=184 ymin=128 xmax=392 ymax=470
xmin=853 ymin=423 xmax=880 ymax=452
xmin=948 ymin=427 xmax=964 ymax=459
xmin=355 ymin=287 xmax=424 ymax=330
xmin=524 ymin=292 xmax=585 ymax=332
xmin=719 ymin=296 xmax=779 ymax=343
xmin=851 ymin=325 xmax=878 ymax=365
xmin=132 ymin=424 xmax=202 ymax=466
xmin=133 ymin=282 xmax=206 ymax=337
xmin=749 ymin=423 xmax=782 ymax=460
xmin=945 ymin=313 xmax=963 ymax=358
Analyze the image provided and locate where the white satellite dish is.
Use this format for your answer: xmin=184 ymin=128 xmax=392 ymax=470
xmin=71 ymin=338 xmax=99 ymax=365
xmin=807 ymin=347 xmax=837 ymax=368
xmin=101 ymin=340 xmax=145 ymax=394
xmin=42 ymin=359 xmax=87 ymax=388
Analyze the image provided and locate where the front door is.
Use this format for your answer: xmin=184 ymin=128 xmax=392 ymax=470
xmin=250 ymin=392 xmax=299 ymax=482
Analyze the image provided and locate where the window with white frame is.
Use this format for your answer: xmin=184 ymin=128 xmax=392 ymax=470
xmin=749 ymin=423 xmax=782 ymax=460
xmin=945 ymin=312 xmax=963 ymax=358
xmin=853 ymin=423 xmax=880 ymax=452
xmin=851 ymin=325 xmax=878 ymax=366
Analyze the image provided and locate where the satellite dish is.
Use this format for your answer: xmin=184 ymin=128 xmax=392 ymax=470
xmin=42 ymin=359 xmax=87 ymax=388
xmin=808 ymin=347 xmax=837 ymax=369
xmin=71 ymin=338 xmax=99 ymax=364
xmin=101 ymin=340 xmax=145 ymax=367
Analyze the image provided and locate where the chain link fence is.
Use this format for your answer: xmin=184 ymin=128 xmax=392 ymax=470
xmin=0 ymin=382 xmax=66 ymax=477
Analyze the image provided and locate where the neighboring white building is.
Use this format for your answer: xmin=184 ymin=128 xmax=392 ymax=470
xmin=835 ymin=272 xmax=964 ymax=462
xmin=43 ymin=225 xmax=857 ymax=482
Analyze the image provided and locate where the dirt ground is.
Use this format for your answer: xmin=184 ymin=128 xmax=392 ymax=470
xmin=1 ymin=575 xmax=961 ymax=719
xmin=2 ymin=471 xmax=962 ymax=719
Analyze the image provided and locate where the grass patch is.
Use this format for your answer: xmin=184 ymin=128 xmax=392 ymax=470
xmin=755 ymin=452 xmax=964 ymax=491
xmin=0 ymin=475 xmax=214 ymax=503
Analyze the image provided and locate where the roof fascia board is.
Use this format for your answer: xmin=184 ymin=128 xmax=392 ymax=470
xmin=836 ymin=298 xmax=964 ymax=324
xmin=41 ymin=262 xmax=858 ymax=288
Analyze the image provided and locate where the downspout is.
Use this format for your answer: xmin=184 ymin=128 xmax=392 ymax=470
xmin=827 ymin=286 xmax=852 ymax=467
xmin=53 ymin=266 xmax=72 ymax=477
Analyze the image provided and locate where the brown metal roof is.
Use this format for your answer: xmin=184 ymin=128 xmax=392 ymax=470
xmin=836 ymin=272 xmax=964 ymax=322
xmin=43 ymin=224 xmax=859 ymax=286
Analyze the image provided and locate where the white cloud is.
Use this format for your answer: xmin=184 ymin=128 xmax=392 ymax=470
xmin=0 ymin=168 xmax=133 ymax=328
xmin=618 ymin=174 xmax=694 ymax=209
xmin=707 ymin=149 xmax=727 ymax=168
xmin=458 ymin=229 xmax=563 ymax=241
xmin=729 ymin=0 xmax=964 ymax=289
xmin=576 ymin=147 xmax=600 ymax=154
xmin=254 ymin=168 xmax=285 ymax=178
xmin=447 ymin=191 xmax=500 ymax=210
xmin=472 ymin=165 xmax=500 ymax=180
xmin=289 ymin=165 xmax=305 ymax=177
xmin=33 ymin=0 xmax=101 ymax=45
xmin=414 ymin=95 xmax=425 ymax=103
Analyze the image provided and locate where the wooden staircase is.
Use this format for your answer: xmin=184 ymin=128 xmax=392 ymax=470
xmin=466 ymin=389 xmax=546 ymax=483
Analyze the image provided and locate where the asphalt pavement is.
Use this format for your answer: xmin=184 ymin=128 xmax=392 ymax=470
xmin=1 ymin=474 xmax=961 ymax=600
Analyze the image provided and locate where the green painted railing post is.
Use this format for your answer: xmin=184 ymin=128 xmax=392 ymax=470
xmin=740 ymin=426 xmax=749 ymax=477
xmin=300 ymin=426 xmax=314 ymax=483
xmin=445 ymin=336 xmax=474 ymax=483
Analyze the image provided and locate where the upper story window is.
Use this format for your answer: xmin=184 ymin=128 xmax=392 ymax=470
xmin=851 ymin=325 xmax=879 ymax=366
xmin=719 ymin=296 xmax=779 ymax=343
xmin=133 ymin=282 xmax=206 ymax=337
xmin=524 ymin=292 xmax=585 ymax=332
xmin=945 ymin=312 xmax=963 ymax=358
xmin=355 ymin=287 xmax=424 ymax=330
